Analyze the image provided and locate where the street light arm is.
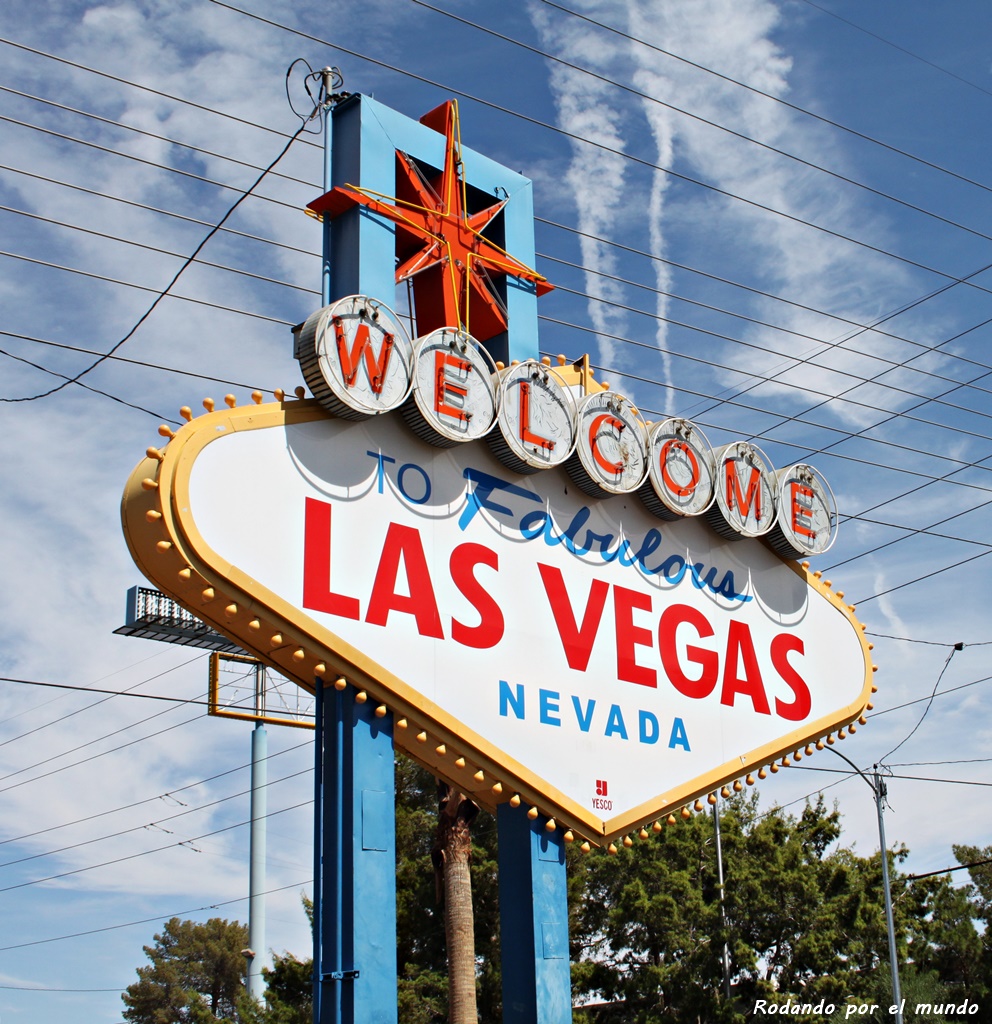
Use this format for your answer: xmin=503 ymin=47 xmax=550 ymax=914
xmin=823 ymin=743 xmax=878 ymax=795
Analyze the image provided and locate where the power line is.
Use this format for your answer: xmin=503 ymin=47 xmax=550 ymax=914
xmin=0 ymin=877 xmax=312 ymax=952
xmin=880 ymin=647 xmax=961 ymax=762
xmin=0 ymin=654 xmax=206 ymax=751
xmin=1 ymin=73 xmax=317 ymax=404
xmin=0 ymin=113 xmax=303 ymax=213
xmin=789 ymin=763 xmax=992 ymax=789
xmin=538 ymin=217 xmax=992 ymax=384
xmin=0 ymin=36 xmax=318 ymax=146
xmin=796 ymin=0 xmax=992 ymax=101
xmin=0 ymin=765 xmax=312 ymax=870
xmin=538 ymin=0 xmax=992 ymax=194
xmin=0 ymin=673 xmax=313 ymax=718
xmin=0 ymin=739 xmax=311 ymax=849
xmin=0 ymin=84 xmax=316 ymax=188
xmin=0 ymin=160 xmax=319 ymax=258
xmin=1 ymin=203 xmax=319 ymax=297
xmin=0 ymin=330 xmax=288 ymax=396
xmin=543 ymin=252 xmax=992 ymax=406
xmin=8 ymin=53 xmax=992 ymax=401
xmin=0 ymin=799 xmax=311 ymax=895
xmin=206 ymin=0 xmax=992 ymax=297
xmin=412 ymin=0 xmax=992 ymax=248
xmin=557 ymin=280 xmax=992 ymax=439
xmin=579 ymin=353 xmax=992 ymax=500
xmin=0 ymin=343 xmax=171 ymax=421
xmin=868 ymin=633 xmax=983 ymax=648
xmin=870 ymin=673 xmax=992 ymax=719
xmin=0 ymin=249 xmax=294 ymax=325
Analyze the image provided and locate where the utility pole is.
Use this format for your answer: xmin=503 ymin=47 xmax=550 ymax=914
xmin=712 ymin=797 xmax=732 ymax=1001
xmin=826 ymin=748 xmax=903 ymax=1024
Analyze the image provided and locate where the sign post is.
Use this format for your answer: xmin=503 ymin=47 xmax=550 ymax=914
xmin=121 ymin=89 xmax=873 ymax=1024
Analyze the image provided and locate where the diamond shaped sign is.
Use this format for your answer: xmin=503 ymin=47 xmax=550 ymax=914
xmin=123 ymin=394 xmax=873 ymax=844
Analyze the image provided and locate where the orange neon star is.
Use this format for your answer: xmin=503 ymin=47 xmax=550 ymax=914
xmin=307 ymin=100 xmax=553 ymax=344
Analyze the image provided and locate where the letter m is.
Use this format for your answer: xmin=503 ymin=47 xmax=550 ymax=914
xmin=725 ymin=459 xmax=762 ymax=519
xmin=333 ymin=317 xmax=394 ymax=393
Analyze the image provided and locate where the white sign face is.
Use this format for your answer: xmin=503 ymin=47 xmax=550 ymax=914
xmin=570 ymin=391 xmax=649 ymax=497
xmin=642 ymin=418 xmax=716 ymax=520
xmin=492 ymin=361 xmax=577 ymax=471
xmin=297 ymin=295 xmax=414 ymax=418
xmin=405 ymin=329 xmax=497 ymax=445
xmin=129 ymin=403 xmax=871 ymax=840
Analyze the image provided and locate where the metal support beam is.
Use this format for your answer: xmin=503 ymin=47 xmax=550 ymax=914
xmin=497 ymin=804 xmax=572 ymax=1024
xmin=313 ymin=682 xmax=397 ymax=1024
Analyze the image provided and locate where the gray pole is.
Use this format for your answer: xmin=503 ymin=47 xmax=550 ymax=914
xmin=875 ymin=770 xmax=903 ymax=1024
xmin=247 ymin=665 xmax=268 ymax=1002
xmin=712 ymin=798 xmax=732 ymax=1001
xmin=824 ymin=748 xmax=902 ymax=1024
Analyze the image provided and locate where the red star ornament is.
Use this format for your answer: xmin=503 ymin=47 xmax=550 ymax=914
xmin=308 ymin=100 xmax=553 ymax=344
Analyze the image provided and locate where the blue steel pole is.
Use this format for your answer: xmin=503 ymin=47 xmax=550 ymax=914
xmin=320 ymin=68 xmax=334 ymax=307
xmin=312 ymin=679 xmax=325 ymax=1024
xmin=497 ymin=804 xmax=572 ymax=1023
xmin=313 ymin=78 xmax=332 ymax=1024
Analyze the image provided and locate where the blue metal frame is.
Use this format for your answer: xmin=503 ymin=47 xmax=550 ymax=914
xmin=313 ymin=681 xmax=397 ymax=1024
xmin=497 ymin=804 xmax=573 ymax=1023
xmin=327 ymin=94 xmax=540 ymax=365
xmin=312 ymin=94 xmax=566 ymax=1024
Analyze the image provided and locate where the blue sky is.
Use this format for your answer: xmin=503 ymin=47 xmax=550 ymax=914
xmin=3 ymin=0 xmax=992 ymax=1019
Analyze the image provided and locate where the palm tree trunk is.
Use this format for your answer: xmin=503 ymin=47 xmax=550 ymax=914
xmin=433 ymin=782 xmax=479 ymax=1024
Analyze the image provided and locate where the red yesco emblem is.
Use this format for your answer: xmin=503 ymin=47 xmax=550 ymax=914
xmin=308 ymin=100 xmax=553 ymax=344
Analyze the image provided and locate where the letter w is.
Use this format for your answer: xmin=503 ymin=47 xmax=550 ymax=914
xmin=538 ymin=563 xmax=608 ymax=672
xmin=333 ymin=317 xmax=394 ymax=393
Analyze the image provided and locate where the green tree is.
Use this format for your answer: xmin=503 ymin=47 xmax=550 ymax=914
xmin=395 ymin=752 xmax=501 ymax=1021
xmin=122 ymin=916 xmax=254 ymax=1024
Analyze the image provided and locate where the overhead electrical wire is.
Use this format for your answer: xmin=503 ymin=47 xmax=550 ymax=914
xmin=4 ymin=21 xmax=992 ymax=616
xmin=0 ymin=764 xmax=312 ymax=870
xmin=796 ymin=0 xmax=992 ymax=101
xmin=8 ymin=89 xmax=992 ymax=410
xmin=8 ymin=54 xmax=992 ymax=407
xmin=0 ymin=798 xmax=311 ymax=894
xmin=0 ymin=113 xmax=304 ymax=213
xmin=203 ymin=0 xmax=992 ymax=298
xmin=0 ymin=738 xmax=311 ymax=849
xmin=0 ymin=653 xmax=206 ymax=751
xmin=538 ymin=216 xmax=992 ymax=384
xmin=1 ymin=63 xmax=320 ymax=405
xmin=0 ymin=36 xmax=319 ymax=147
xmin=0 ymin=84 xmax=317 ymax=189
xmin=7 ymin=20 xmax=990 ymax=419
xmin=0 ymin=160 xmax=319 ymax=258
xmin=2 ymin=203 xmax=319 ymax=296
xmin=555 ymin=281 xmax=992 ymax=439
xmin=0 ymin=344 xmax=172 ymax=421
xmin=0 ymin=329 xmax=288 ymax=396
xmin=0 ymin=876 xmax=312 ymax=952
xmin=411 ymin=0 xmax=992 ymax=249
xmin=538 ymin=0 xmax=992 ymax=193
xmin=544 ymin=254 xmax=992 ymax=405
xmin=0 ymin=248 xmax=296 ymax=325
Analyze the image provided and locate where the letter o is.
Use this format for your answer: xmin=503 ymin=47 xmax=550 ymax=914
xmin=397 ymin=462 xmax=431 ymax=504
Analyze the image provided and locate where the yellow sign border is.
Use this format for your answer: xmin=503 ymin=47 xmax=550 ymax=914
xmin=123 ymin=395 xmax=876 ymax=844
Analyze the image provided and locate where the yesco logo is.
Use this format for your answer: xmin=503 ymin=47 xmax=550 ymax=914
xmin=295 ymin=293 xmax=838 ymax=561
